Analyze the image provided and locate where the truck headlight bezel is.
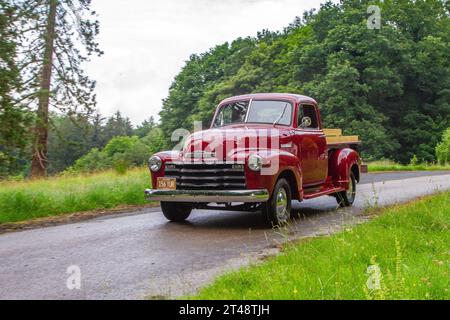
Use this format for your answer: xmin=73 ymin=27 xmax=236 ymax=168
xmin=148 ymin=155 xmax=162 ymax=172
xmin=248 ymin=154 xmax=263 ymax=172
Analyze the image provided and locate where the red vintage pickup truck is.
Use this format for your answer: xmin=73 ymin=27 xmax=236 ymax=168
xmin=145 ymin=93 xmax=362 ymax=226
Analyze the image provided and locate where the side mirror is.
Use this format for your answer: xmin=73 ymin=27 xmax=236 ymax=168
xmin=300 ymin=116 xmax=312 ymax=128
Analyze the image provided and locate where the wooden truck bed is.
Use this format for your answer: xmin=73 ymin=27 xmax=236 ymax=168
xmin=323 ymin=128 xmax=360 ymax=147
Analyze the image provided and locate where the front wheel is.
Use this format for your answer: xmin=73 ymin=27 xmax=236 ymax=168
xmin=336 ymin=172 xmax=356 ymax=207
xmin=261 ymin=178 xmax=292 ymax=227
xmin=161 ymin=202 xmax=192 ymax=222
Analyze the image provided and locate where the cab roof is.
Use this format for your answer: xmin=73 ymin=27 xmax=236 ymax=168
xmin=219 ymin=93 xmax=317 ymax=106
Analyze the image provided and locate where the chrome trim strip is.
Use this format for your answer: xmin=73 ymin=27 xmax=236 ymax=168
xmin=244 ymin=98 xmax=253 ymax=123
xmin=144 ymin=189 xmax=269 ymax=203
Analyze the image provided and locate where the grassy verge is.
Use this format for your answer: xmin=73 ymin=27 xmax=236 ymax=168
xmin=367 ymin=160 xmax=450 ymax=172
xmin=192 ymin=192 xmax=450 ymax=300
xmin=0 ymin=167 xmax=151 ymax=224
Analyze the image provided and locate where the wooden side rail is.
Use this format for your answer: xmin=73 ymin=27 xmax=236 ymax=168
xmin=323 ymin=128 xmax=360 ymax=145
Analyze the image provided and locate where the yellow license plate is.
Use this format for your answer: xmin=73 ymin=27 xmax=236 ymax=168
xmin=157 ymin=177 xmax=176 ymax=190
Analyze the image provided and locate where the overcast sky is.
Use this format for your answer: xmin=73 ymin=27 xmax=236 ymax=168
xmin=87 ymin=0 xmax=328 ymax=125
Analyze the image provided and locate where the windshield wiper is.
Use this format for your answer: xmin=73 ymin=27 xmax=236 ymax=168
xmin=273 ymin=103 xmax=288 ymax=126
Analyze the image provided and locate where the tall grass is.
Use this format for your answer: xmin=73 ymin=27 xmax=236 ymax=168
xmin=192 ymin=192 xmax=450 ymax=300
xmin=0 ymin=167 xmax=151 ymax=224
xmin=367 ymin=160 xmax=450 ymax=172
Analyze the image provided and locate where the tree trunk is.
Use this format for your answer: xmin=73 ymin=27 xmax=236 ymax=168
xmin=30 ymin=0 xmax=57 ymax=178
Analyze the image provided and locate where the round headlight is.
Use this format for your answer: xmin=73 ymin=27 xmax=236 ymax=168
xmin=148 ymin=156 xmax=162 ymax=172
xmin=248 ymin=154 xmax=263 ymax=172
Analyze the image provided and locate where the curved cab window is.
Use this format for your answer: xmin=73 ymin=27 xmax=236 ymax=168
xmin=213 ymin=100 xmax=292 ymax=127
xmin=213 ymin=101 xmax=249 ymax=127
xmin=298 ymin=105 xmax=319 ymax=129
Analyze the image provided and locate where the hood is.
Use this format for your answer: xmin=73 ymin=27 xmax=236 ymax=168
xmin=182 ymin=125 xmax=291 ymax=161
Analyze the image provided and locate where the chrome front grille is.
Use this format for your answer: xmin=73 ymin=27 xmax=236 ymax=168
xmin=164 ymin=162 xmax=246 ymax=190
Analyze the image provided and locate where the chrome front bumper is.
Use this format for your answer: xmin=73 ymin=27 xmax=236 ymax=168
xmin=144 ymin=189 xmax=269 ymax=203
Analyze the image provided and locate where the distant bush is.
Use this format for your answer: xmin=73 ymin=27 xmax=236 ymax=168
xmin=103 ymin=136 xmax=139 ymax=157
xmin=69 ymin=128 xmax=165 ymax=173
xmin=70 ymin=148 xmax=110 ymax=172
xmin=409 ymin=154 xmax=418 ymax=166
xmin=435 ymin=128 xmax=450 ymax=165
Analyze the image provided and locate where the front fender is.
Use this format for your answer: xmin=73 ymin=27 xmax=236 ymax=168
xmin=150 ymin=150 xmax=181 ymax=188
xmin=328 ymin=148 xmax=361 ymax=189
xmin=245 ymin=149 xmax=302 ymax=199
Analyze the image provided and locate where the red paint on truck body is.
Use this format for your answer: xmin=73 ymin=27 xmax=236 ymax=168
xmin=150 ymin=93 xmax=361 ymax=202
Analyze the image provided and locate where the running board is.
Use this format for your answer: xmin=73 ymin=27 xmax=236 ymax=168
xmin=303 ymin=187 xmax=345 ymax=199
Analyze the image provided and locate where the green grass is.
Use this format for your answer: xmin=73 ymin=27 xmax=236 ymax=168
xmin=367 ymin=160 xmax=450 ymax=172
xmin=192 ymin=192 xmax=450 ymax=300
xmin=0 ymin=167 xmax=151 ymax=224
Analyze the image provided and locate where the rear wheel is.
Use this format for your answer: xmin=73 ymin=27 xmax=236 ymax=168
xmin=261 ymin=178 xmax=292 ymax=227
xmin=161 ymin=202 xmax=192 ymax=222
xmin=336 ymin=172 xmax=356 ymax=207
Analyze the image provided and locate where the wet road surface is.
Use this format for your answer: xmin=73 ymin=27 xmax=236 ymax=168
xmin=0 ymin=171 xmax=449 ymax=299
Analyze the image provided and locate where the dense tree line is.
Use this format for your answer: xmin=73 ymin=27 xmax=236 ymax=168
xmin=1 ymin=0 xmax=449 ymax=179
xmin=37 ymin=112 xmax=158 ymax=175
xmin=68 ymin=124 xmax=164 ymax=174
xmin=1 ymin=108 xmax=158 ymax=177
xmin=159 ymin=0 xmax=450 ymax=163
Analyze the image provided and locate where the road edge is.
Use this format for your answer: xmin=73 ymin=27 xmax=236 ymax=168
xmin=0 ymin=203 xmax=159 ymax=234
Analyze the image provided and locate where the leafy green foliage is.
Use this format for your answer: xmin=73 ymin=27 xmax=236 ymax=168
xmin=17 ymin=0 xmax=103 ymax=112
xmin=101 ymin=111 xmax=134 ymax=144
xmin=159 ymin=0 xmax=450 ymax=163
xmin=134 ymin=116 xmax=156 ymax=138
xmin=103 ymin=136 xmax=138 ymax=157
xmin=410 ymin=154 xmax=419 ymax=166
xmin=159 ymin=38 xmax=257 ymax=143
xmin=47 ymin=114 xmax=96 ymax=174
xmin=70 ymin=127 xmax=164 ymax=173
xmin=0 ymin=0 xmax=31 ymax=178
xmin=435 ymin=128 xmax=450 ymax=165
xmin=45 ymin=111 xmax=137 ymax=174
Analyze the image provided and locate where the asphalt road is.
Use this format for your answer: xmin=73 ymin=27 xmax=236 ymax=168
xmin=0 ymin=171 xmax=449 ymax=300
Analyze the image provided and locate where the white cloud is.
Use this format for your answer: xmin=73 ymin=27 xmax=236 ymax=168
xmin=87 ymin=0 xmax=327 ymax=125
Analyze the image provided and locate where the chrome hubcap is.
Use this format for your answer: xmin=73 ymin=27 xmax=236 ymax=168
xmin=276 ymin=187 xmax=288 ymax=222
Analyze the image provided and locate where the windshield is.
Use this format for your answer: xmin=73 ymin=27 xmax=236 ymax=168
xmin=213 ymin=100 xmax=292 ymax=127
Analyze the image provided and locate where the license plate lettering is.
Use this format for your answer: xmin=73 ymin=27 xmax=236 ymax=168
xmin=157 ymin=177 xmax=176 ymax=190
